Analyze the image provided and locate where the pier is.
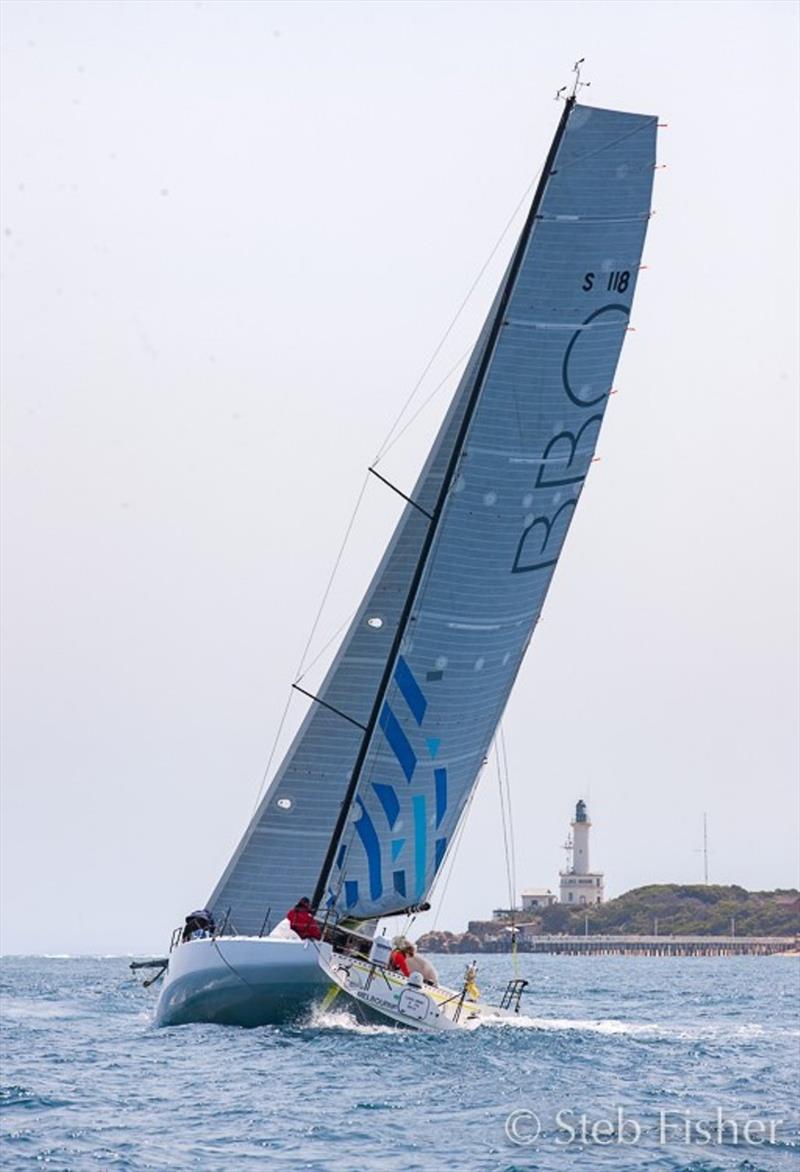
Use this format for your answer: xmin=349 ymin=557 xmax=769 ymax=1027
xmin=515 ymin=934 xmax=796 ymax=957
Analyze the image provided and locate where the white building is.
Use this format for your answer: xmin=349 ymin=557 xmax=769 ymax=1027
xmin=521 ymin=888 xmax=558 ymax=911
xmin=559 ymin=799 xmax=604 ymax=905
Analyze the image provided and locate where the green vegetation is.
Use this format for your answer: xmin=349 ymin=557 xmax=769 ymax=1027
xmin=417 ymin=886 xmax=799 ymax=953
xmin=536 ymin=885 xmax=799 ymax=937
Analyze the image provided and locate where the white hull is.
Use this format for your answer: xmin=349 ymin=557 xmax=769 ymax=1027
xmin=317 ymin=944 xmax=520 ymax=1031
xmin=155 ymin=936 xmax=329 ymax=1027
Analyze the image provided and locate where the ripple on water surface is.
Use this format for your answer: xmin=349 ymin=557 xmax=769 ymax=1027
xmin=1 ymin=955 xmax=798 ymax=1171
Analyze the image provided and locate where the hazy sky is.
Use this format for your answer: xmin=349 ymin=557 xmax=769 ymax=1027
xmin=1 ymin=0 xmax=798 ymax=955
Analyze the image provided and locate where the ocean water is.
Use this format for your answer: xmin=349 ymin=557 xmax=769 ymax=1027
xmin=1 ymin=954 xmax=798 ymax=1171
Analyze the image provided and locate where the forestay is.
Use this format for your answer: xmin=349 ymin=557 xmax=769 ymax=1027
xmin=209 ymin=101 xmax=657 ymax=933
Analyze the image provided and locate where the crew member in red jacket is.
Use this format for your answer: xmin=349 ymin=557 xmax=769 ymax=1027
xmin=287 ymin=897 xmax=322 ymax=940
xmin=389 ymin=942 xmax=411 ymax=977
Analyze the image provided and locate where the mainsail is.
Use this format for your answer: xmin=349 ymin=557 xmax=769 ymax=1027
xmin=209 ymin=99 xmax=657 ymax=933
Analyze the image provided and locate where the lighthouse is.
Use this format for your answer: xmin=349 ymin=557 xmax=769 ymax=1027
xmin=559 ymin=799 xmax=605 ymax=905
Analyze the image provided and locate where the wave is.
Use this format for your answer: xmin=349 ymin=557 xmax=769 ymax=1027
xmin=3 ymin=954 xmax=150 ymax=960
xmin=303 ymin=1006 xmax=401 ymax=1035
xmin=1 ymin=997 xmax=84 ymax=1021
xmin=0 ymin=1085 xmax=73 ymax=1110
xmin=477 ymin=1014 xmax=793 ymax=1042
xmin=299 ymin=1000 xmax=794 ymax=1043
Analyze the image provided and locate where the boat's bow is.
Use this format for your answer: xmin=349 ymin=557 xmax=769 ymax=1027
xmin=155 ymin=935 xmax=328 ymax=1028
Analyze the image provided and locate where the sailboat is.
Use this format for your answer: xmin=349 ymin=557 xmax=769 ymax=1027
xmin=315 ymin=943 xmax=527 ymax=1032
xmin=154 ymin=86 xmax=658 ymax=1028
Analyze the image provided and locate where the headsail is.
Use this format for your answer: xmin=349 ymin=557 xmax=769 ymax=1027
xmin=209 ymin=100 xmax=657 ymax=933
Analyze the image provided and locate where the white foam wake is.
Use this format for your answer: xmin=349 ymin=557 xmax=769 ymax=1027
xmin=478 ymin=1015 xmax=781 ymax=1042
xmin=305 ymin=1006 xmax=400 ymax=1035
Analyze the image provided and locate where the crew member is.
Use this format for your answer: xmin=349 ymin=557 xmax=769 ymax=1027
xmin=389 ymin=937 xmax=412 ymax=977
xmin=182 ymin=908 xmax=215 ymax=942
xmin=287 ymin=897 xmax=322 ymax=940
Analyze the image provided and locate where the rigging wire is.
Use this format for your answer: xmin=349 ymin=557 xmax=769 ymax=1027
xmin=375 ymin=345 xmax=471 ymax=464
xmin=251 ymin=689 xmax=294 ymax=812
xmin=495 ymin=724 xmax=520 ymax=977
xmin=426 ymin=774 xmax=482 ymax=934
xmin=553 ymin=116 xmax=657 ymax=180
xmin=295 ymin=610 xmax=357 ymax=685
xmin=294 ymin=471 xmax=371 ymax=680
xmin=495 ymin=735 xmax=515 ymax=914
xmin=372 ymin=174 xmax=539 ymax=467
xmin=500 ymin=724 xmax=518 ymax=916
xmin=251 ymin=472 xmax=369 ymax=810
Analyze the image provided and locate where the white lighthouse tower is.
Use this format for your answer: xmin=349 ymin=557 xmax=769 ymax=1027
xmin=559 ymin=799 xmax=605 ymax=905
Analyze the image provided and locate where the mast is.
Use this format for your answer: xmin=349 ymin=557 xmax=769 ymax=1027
xmin=311 ymin=97 xmax=576 ymax=912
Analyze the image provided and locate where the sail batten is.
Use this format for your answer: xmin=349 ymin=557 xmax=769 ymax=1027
xmin=208 ymin=99 xmax=657 ymax=933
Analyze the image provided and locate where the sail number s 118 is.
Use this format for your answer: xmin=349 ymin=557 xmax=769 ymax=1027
xmin=582 ymin=270 xmax=630 ymax=293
